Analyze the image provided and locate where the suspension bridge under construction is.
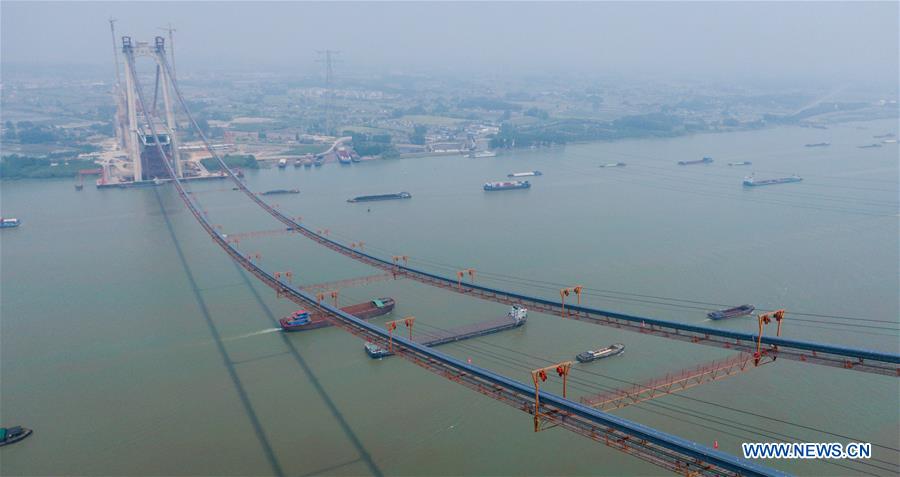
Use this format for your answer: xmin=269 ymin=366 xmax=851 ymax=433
xmin=115 ymin=34 xmax=899 ymax=477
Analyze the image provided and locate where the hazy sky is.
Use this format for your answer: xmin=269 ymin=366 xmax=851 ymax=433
xmin=2 ymin=1 xmax=898 ymax=84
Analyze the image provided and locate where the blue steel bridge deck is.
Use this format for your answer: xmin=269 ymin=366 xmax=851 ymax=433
xmin=136 ymin=51 xmax=786 ymax=477
xmin=177 ymin=150 xmax=899 ymax=375
xmin=278 ymin=219 xmax=900 ymax=376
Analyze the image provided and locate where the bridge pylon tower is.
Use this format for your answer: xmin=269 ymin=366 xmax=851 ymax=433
xmin=120 ymin=35 xmax=183 ymax=182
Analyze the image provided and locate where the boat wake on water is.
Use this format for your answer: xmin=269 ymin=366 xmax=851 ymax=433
xmin=221 ymin=327 xmax=282 ymax=342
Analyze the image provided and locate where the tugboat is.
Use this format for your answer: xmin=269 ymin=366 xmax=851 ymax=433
xmin=576 ymin=343 xmax=625 ymax=363
xmin=484 ymin=180 xmax=530 ymax=191
xmin=280 ymin=298 xmax=396 ymax=331
xmin=0 ymin=426 xmax=33 ymax=447
xmin=707 ymin=304 xmax=755 ymax=320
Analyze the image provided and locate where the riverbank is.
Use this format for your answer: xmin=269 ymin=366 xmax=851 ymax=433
xmin=0 ymin=155 xmax=97 ymax=180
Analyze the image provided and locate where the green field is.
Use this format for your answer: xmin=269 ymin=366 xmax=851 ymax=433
xmin=0 ymin=155 xmax=97 ymax=180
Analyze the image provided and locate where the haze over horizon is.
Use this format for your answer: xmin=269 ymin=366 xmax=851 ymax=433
xmin=2 ymin=1 xmax=898 ymax=88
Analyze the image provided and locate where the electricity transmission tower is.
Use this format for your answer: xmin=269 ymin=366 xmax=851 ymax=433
xmin=316 ymin=50 xmax=341 ymax=135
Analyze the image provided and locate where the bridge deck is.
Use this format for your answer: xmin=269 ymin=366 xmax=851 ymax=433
xmin=136 ymin=51 xmax=804 ymax=476
xmin=368 ymin=315 xmax=524 ymax=358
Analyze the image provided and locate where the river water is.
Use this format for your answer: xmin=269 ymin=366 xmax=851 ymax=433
xmin=2 ymin=120 xmax=898 ymax=476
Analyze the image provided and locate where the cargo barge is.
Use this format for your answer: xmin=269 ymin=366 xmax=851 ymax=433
xmin=728 ymin=161 xmax=752 ymax=166
xmin=804 ymin=142 xmax=830 ymax=148
xmin=678 ymin=157 xmax=713 ymax=166
xmin=348 ymin=192 xmax=411 ymax=203
xmin=707 ymin=304 xmax=755 ymax=320
xmin=743 ymin=175 xmax=802 ymax=187
xmin=858 ymin=144 xmax=882 ymax=149
xmin=467 ymin=151 xmax=497 ymax=158
xmin=507 ymin=171 xmax=542 ymax=177
xmin=1 ymin=218 xmax=21 ymax=229
xmin=600 ymin=162 xmax=626 ymax=168
xmin=484 ymin=180 xmax=530 ymax=191
xmin=261 ymin=189 xmax=300 ymax=195
xmin=365 ymin=305 xmax=528 ymax=358
xmin=280 ymin=298 xmax=395 ymax=331
xmin=576 ymin=343 xmax=625 ymax=363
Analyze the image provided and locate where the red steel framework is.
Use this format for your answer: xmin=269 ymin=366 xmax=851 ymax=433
xmin=385 ymin=316 xmax=416 ymax=352
xmin=299 ymin=272 xmax=398 ymax=292
xmin=581 ymin=353 xmax=775 ymax=411
xmin=560 ymin=285 xmax=584 ymax=317
xmin=338 ymin=232 xmax=888 ymax=375
xmin=532 ymin=361 xmax=573 ymax=432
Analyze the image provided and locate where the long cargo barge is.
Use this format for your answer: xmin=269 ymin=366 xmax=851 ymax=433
xmin=365 ymin=305 xmax=528 ymax=358
xmin=262 ymin=189 xmax=300 ymax=195
xmin=281 ymin=298 xmax=395 ymax=331
xmin=707 ymin=304 xmax=755 ymax=320
xmin=743 ymin=175 xmax=802 ymax=187
xmin=347 ymin=192 xmax=412 ymax=203
xmin=484 ymin=180 xmax=530 ymax=191
xmin=678 ymin=157 xmax=713 ymax=166
xmin=577 ymin=343 xmax=625 ymax=363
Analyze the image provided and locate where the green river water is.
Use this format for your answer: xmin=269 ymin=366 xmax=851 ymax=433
xmin=2 ymin=119 xmax=898 ymax=476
